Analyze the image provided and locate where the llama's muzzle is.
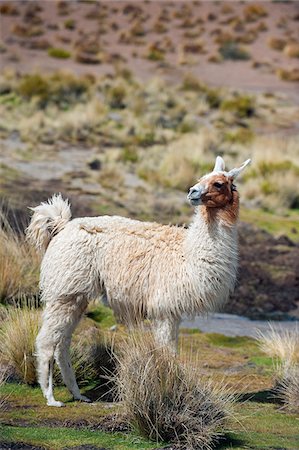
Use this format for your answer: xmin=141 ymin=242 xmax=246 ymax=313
xmin=187 ymin=185 xmax=207 ymax=205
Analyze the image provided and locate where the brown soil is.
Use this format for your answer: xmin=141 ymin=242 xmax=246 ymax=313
xmin=1 ymin=1 xmax=299 ymax=98
xmin=227 ymin=222 xmax=299 ymax=319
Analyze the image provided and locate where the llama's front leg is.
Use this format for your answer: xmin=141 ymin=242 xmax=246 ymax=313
xmin=152 ymin=317 xmax=181 ymax=354
xmin=55 ymin=338 xmax=91 ymax=403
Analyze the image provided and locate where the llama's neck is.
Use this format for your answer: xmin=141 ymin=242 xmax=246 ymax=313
xmin=186 ymin=191 xmax=239 ymax=249
xmin=182 ymin=196 xmax=239 ymax=315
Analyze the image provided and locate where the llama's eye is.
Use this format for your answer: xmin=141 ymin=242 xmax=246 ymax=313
xmin=213 ymin=182 xmax=223 ymax=189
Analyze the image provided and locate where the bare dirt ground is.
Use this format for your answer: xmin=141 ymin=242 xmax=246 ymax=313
xmin=1 ymin=1 xmax=299 ymax=97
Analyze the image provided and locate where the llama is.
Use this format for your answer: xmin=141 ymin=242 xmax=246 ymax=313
xmin=27 ymin=156 xmax=250 ymax=407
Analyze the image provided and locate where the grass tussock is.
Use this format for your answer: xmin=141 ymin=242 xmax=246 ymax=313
xmin=257 ymin=326 xmax=299 ymax=366
xmin=116 ymin=333 xmax=234 ymax=449
xmin=257 ymin=326 xmax=299 ymax=412
xmin=0 ymin=210 xmax=39 ymax=303
xmin=0 ymin=305 xmax=40 ymax=384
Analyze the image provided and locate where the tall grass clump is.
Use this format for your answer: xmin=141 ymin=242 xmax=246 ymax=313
xmin=0 ymin=209 xmax=39 ymax=303
xmin=0 ymin=304 xmax=40 ymax=384
xmin=116 ymin=333 xmax=234 ymax=449
xmin=0 ymin=303 xmax=115 ymax=389
xmin=257 ymin=326 xmax=299 ymax=412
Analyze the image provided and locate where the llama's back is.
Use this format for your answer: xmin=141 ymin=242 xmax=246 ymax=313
xmin=40 ymin=213 xmax=187 ymax=320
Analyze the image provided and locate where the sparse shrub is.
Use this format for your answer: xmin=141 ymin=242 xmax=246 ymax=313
xmin=116 ymin=334 xmax=233 ymax=448
xmin=183 ymin=40 xmax=205 ymax=54
xmin=219 ymin=42 xmax=251 ymax=60
xmin=145 ymin=43 xmax=165 ymax=61
xmin=182 ymin=74 xmax=205 ymax=92
xmin=224 ymin=128 xmax=255 ymax=145
xmin=64 ymin=18 xmax=76 ymax=30
xmin=276 ymin=68 xmax=299 ymax=82
xmin=121 ymin=147 xmax=138 ymax=163
xmin=243 ymin=4 xmax=267 ymax=22
xmin=108 ymin=84 xmax=127 ymax=108
xmin=17 ymin=74 xmax=50 ymax=103
xmin=12 ymin=23 xmax=43 ymax=37
xmin=267 ymin=37 xmax=286 ymax=51
xmin=130 ymin=21 xmax=146 ymax=37
xmin=0 ymin=3 xmax=19 ymax=15
xmin=153 ymin=21 xmax=168 ymax=34
xmin=207 ymin=53 xmax=222 ymax=63
xmin=283 ymin=43 xmax=299 ymax=58
xmin=99 ymin=166 xmax=124 ymax=188
xmin=48 ymin=47 xmax=71 ymax=59
xmin=17 ymin=72 xmax=90 ymax=107
xmin=221 ymin=94 xmax=255 ymax=118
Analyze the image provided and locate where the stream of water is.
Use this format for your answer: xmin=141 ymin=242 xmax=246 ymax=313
xmin=181 ymin=313 xmax=298 ymax=337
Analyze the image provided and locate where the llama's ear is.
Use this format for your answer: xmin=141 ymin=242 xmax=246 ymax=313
xmin=213 ymin=156 xmax=225 ymax=172
xmin=228 ymin=159 xmax=251 ymax=179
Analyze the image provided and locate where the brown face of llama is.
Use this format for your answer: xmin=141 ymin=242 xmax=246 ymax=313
xmin=187 ymin=156 xmax=251 ymax=208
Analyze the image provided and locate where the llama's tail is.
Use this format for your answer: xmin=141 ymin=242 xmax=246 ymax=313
xmin=26 ymin=193 xmax=71 ymax=253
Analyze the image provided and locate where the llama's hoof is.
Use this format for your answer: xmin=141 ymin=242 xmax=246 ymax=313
xmin=75 ymin=394 xmax=92 ymax=403
xmin=47 ymin=400 xmax=65 ymax=407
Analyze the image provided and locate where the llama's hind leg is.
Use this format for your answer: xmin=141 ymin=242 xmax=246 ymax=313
xmin=36 ymin=327 xmax=65 ymax=407
xmin=55 ymin=335 xmax=91 ymax=403
xmin=54 ymin=296 xmax=91 ymax=402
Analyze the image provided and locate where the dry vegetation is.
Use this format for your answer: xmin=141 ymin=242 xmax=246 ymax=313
xmin=257 ymin=327 xmax=299 ymax=413
xmin=0 ymin=209 xmax=39 ymax=303
xmin=116 ymin=333 xmax=234 ymax=449
xmin=1 ymin=70 xmax=298 ymax=215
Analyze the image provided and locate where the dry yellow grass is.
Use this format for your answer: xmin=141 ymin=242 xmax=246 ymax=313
xmin=0 ymin=210 xmax=39 ymax=302
xmin=257 ymin=327 xmax=299 ymax=413
xmin=115 ymin=332 xmax=234 ymax=449
xmin=0 ymin=305 xmax=40 ymax=384
xmin=257 ymin=326 xmax=299 ymax=366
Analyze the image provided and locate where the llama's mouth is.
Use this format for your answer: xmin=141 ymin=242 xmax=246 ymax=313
xmin=188 ymin=196 xmax=202 ymax=206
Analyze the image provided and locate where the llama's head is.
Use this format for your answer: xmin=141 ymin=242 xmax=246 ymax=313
xmin=187 ymin=156 xmax=251 ymax=208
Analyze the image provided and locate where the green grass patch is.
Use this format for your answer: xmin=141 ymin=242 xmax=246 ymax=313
xmin=86 ymin=302 xmax=116 ymax=328
xmin=241 ymin=208 xmax=299 ymax=242
xmin=0 ymin=425 xmax=157 ymax=450
xmin=249 ymin=355 xmax=273 ymax=368
xmin=48 ymin=47 xmax=71 ymax=59
xmin=206 ymin=333 xmax=254 ymax=348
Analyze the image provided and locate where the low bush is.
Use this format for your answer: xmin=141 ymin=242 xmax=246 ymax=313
xmin=116 ymin=333 xmax=233 ymax=449
xmin=0 ymin=3 xmax=19 ymax=15
xmin=267 ymin=37 xmax=286 ymax=51
xmin=283 ymin=43 xmax=299 ymax=58
xmin=276 ymin=68 xmax=299 ymax=82
xmin=224 ymin=128 xmax=255 ymax=145
xmin=17 ymin=72 xmax=91 ymax=107
xmin=219 ymin=42 xmax=251 ymax=60
xmin=243 ymin=4 xmax=267 ymax=22
xmin=221 ymin=94 xmax=255 ymax=118
xmin=48 ymin=47 xmax=71 ymax=59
